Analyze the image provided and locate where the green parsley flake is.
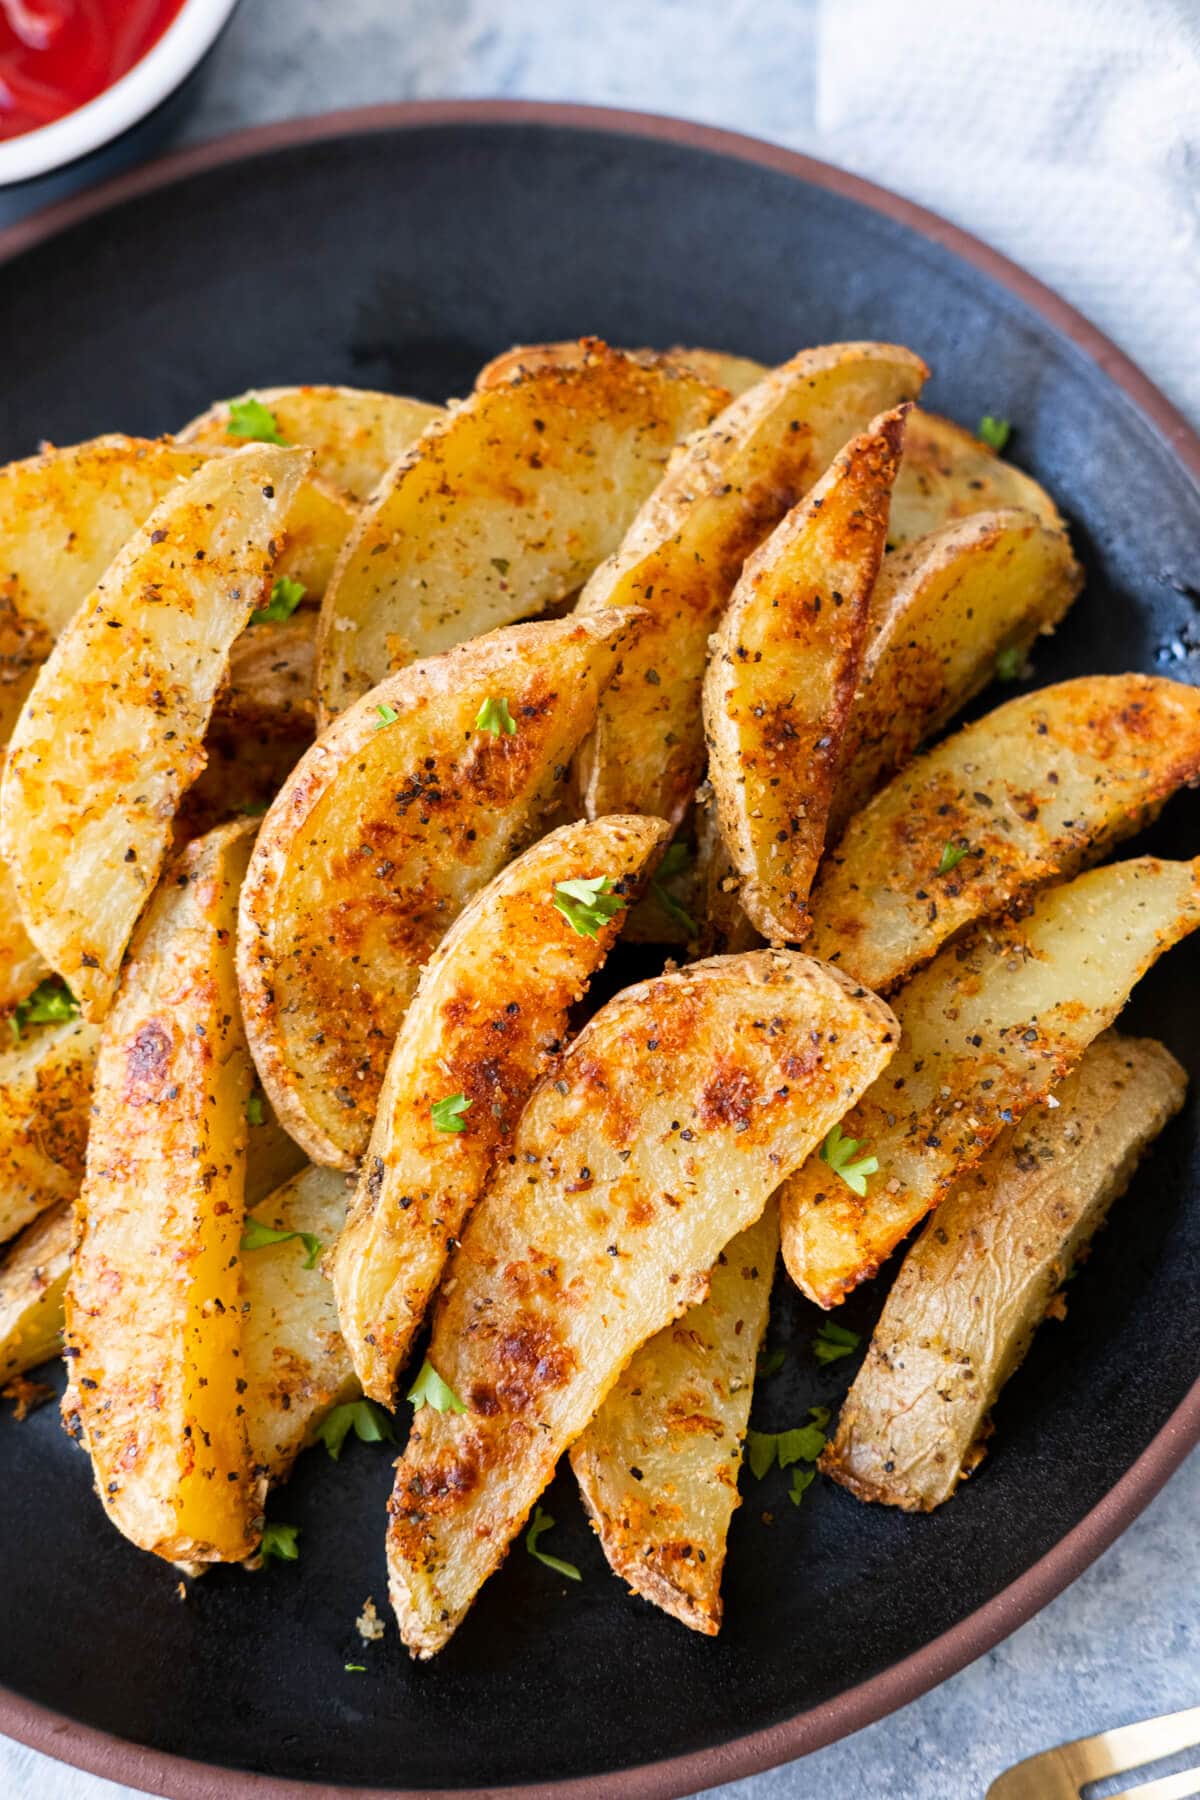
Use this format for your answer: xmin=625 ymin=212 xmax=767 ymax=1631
xmin=813 ymin=1320 xmax=861 ymax=1366
xmin=936 ymin=839 xmax=969 ymax=876
xmin=651 ymin=841 xmax=697 ymax=936
xmin=994 ymin=645 xmax=1025 ymax=682
xmin=819 ymin=1122 xmax=879 ymax=1198
xmin=10 ymin=976 xmax=80 ymax=1040
xmin=259 ymin=1521 xmax=300 ymax=1563
xmin=251 ymin=574 xmax=306 ymax=626
xmin=756 ymin=1347 xmax=786 ymax=1379
xmin=475 ymin=695 xmax=517 ymax=736
xmin=345 ymin=1663 xmax=366 ymax=1673
xmin=431 ymin=1092 xmax=472 ymax=1133
xmin=241 ymin=1214 xmax=322 ymax=1269
xmin=374 ymin=702 xmax=400 ymax=730
xmin=977 ymin=415 xmax=1011 ymax=452
xmin=227 ymin=395 xmax=287 ymax=445
xmin=407 ymin=1358 xmax=467 ymax=1414
xmin=244 ymin=1092 xmax=265 ymax=1126
xmin=317 ymin=1399 xmax=396 ymax=1461
xmin=746 ymin=1408 xmax=829 ymax=1481
xmin=789 ymin=1465 xmax=816 ymax=1507
xmin=553 ymin=875 xmax=625 ymax=939
xmin=490 ymin=557 xmax=510 ymax=576
xmin=525 ymin=1505 xmax=582 ymax=1581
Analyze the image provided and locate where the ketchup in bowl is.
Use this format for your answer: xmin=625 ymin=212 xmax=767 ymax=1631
xmin=0 ymin=0 xmax=188 ymax=141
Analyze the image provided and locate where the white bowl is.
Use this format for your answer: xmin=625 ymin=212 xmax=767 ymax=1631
xmin=0 ymin=0 xmax=241 ymax=187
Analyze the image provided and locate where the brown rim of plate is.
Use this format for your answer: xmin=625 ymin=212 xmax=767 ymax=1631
xmin=0 ymin=97 xmax=1197 ymax=1800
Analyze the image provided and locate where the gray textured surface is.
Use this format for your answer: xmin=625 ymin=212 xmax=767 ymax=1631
xmin=4 ymin=1 xmax=1199 ymax=1796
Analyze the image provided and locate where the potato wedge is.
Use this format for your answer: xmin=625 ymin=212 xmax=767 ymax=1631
xmin=334 ymin=814 xmax=671 ymax=1403
xmin=888 ymin=410 xmax=1064 ymax=549
xmin=476 ymin=341 xmax=764 ymax=401
xmin=1 ymin=446 xmax=306 ymax=1019
xmin=0 ymin=787 xmax=47 ymax=1009
xmin=571 ymin=1204 xmax=778 ymax=1635
xmin=386 ymin=949 xmax=898 ymax=1656
xmin=693 ymin=790 xmax=760 ymax=956
xmin=574 ymin=344 xmax=928 ymax=828
xmin=0 ymin=1199 xmax=71 ymax=1381
xmin=220 ymin=608 xmax=317 ymax=736
xmin=780 ymin=855 xmax=1200 ymax=1308
xmin=316 ymin=343 xmax=723 ymax=718
xmin=176 ymin=385 xmax=443 ymax=502
xmin=241 ymin=1163 xmax=358 ymax=1483
xmin=63 ymin=820 xmax=261 ymax=1563
xmin=704 ymin=408 xmax=907 ymax=942
xmin=828 ymin=509 xmax=1082 ymax=839
xmin=240 ymin=612 xmax=642 ymax=1168
xmin=811 ymin=674 xmax=1200 ymax=992
xmin=823 ymin=1034 xmax=1186 ymax=1510
xmin=0 ymin=1013 xmax=98 ymax=1245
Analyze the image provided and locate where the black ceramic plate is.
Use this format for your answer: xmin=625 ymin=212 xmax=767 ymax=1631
xmin=1 ymin=103 xmax=1198 ymax=1800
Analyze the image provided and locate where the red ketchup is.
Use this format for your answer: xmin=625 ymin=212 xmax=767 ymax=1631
xmin=0 ymin=0 xmax=188 ymax=142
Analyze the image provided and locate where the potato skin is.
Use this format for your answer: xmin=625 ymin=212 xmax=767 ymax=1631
xmin=811 ymin=674 xmax=1200 ymax=992
xmin=64 ymin=820 xmax=263 ymax=1563
xmin=571 ymin=1204 xmax=778 ymax=1635
xmin=781 ymin=856 xmax=1200 ymax=1308
xmin=0 ymin=1200 xmax=71 ymax=1381
xmin=333 ymin=813 xmax=671 ymax=1403
xmin=239 ymin=612 xmax=643 ymax=1169
xmin=823 ymin=1034 xmax=1186 ymax=1510
xmin=887 ymin=410 xmax=1064 ymax=549
xmin=386 ymin=950 xmax=898 ymax=1656
xmin=703 ymin=407 xmax=907 ymax=943
xmin=576 ymin=343 xmax=929 ymax=829
xmin=0 ymin=1014 xmax=98 ymax=1244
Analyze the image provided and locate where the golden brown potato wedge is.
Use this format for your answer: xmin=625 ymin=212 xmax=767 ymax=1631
xmin=1 ymin=446 xmax=306 ymax=1020
xmin=811 ymin=674 xmax=1200 ymax=992
xmin=475 ymin=341 xmax=765 ymax=401
xmin=781 ymin=855 xmax=1200 ymax=1308
xmin=0 ymin=781 xmax=47 ymax=1009
xmin=823 ymin=1034 xmax=1186 ymax=1510
xmin=176 ymin=385 xmax=443 ymax=502
xmin=662 ymin=348 xmax=769 ymax=396
xmin=334 ymin=814 xmax=671 ymax=1403
xmin=571 ymin=1204 xmax=778 ymax=1635
xmin=703 ymin=408 xmax=907 ymax=943
xmin=0 ymin=1199 xmax=71 ymax=1381
xmin=316 ymin=342 xmax=723 ymax=718
xmin=0 ymin=1013 xmax=98 ymax=1245
xmin=574 ymin=344 xmax=928 ymax=829
xmin=386 ymin=950 xmax=898 ymax=1656
xmin=240 ymin=1163 xmax=358 ymax=1483
xmin=888 ymin=410 xmax=1064 ymax=549
xmin=220 ymin=608 xmax=317 ymax=737
xmin=827 ymin=509 xmax=1082 ymax=839
xmin=239 ymin=612 xmax=642 ymax=1168
xmin=63 ymin=820 xmax=262 ymax=1563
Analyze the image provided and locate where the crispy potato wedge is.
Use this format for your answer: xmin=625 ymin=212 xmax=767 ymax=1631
xmin=811 ymin=674 xmax=1200 ymax=992
xmin=386 ymin=950 xmax=898 ymax=1656
xmin=63 ymin=821 xmax=261 ymax=1563
xmin=574 ymin=343 xmax=928 ymax=828
xmin=316 ymin=343 xmax=723 ymax=718
xmin=241 ymin=1163 xmax=358 ymax=1483
xmin=704 ymin=409 xmax=907 ymax=943
xmin=239 ymin=613 xmax=642 ymax=1168
xmin=220 ymin=608 xmax=317 ymax=736
xmin=1 ymin=446 xmax=306 ymax=1019
xmin=0 ymin=1199 xmax=71 ymax=1381
xmin=476 ymin=341 xmax=765 ymax=401
xmin=662 ymin=347 xmax=769 ymax=396
xmin=571 ymin=1204 xmax=778 ymax=1635
xmin=0 ymin=789 xmax=47 ymax=1008
xmin=781 ymin=855 xmax=1200 ymax=1308
xmin=334 ymin=814 xmax=671 ymax=1403
xmin=823 ymin=1034 xmax=1186 ymax=1510
xmin=693 ymin=790 xmax=760 ymax=956
xmin=0 ymin=1014 xmax=98 ymax=1244
xmin=828 ymin=509 xmax=1082 ymax=839
xmin=888 ymin=410 xmax=1064 ymax=549
xmin=176 ymin=385 xmax=443 ymax=502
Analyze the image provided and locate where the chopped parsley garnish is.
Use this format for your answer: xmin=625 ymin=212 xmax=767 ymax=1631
xmin=374 ymin=702 xmax=399 ymax=730
xmin=977 ymin=415 xmax=1011 ymax=452
xmin=819 ymin=1122 xmax=879 ymax=1198
xmin=756 ymin=1347 xmax=786 ymax=1379
xmin=813 ymin=1320 xmax=861 ymax=1366
xmin=525 ymin=1505 xmax=582 ymax=1581
xmin=651 ymin=840 xmax=697 ymax=937
xmin=431 ymin=1092 xmax=472 ymax=1133
xmin=316 ymin=1399 xmax=396 ymax=1461
xmin=490 ymin=557 xmax=510 ymax=576
xmin=994 ymin=645 xmax=1024 ymax=682
xmin=475 ymin=695 xmax=517 ymax=736
xmin=407 ymin=1358 xmax=467 ymax=1414
xmin=259 ymin=1521 xmax=300 ymax=1563
xmin=240 ymin=1214 xmax=322 ymax=1269
xmin=936 ymin=839 xmax=969 ymax=876
xmin=789 ymin=1465 xmax=816 ymax=1507
xmin=553 ymin=875 xmax=625 ymax=939
xmin=251 ymin=575 xmax=306 ymax=626
xmin=10 ymin=976 xmax=80 ymax=1040
xmin=244 ymin=1091 xmax=265 ymax=1126
xmin=227 ymin=395 xmax=287 ymax=445
xmin=746 ymin=1410 xmax=829 ymax=1480
xmin=345 ymin=1663 xmax=366 ymax=1672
